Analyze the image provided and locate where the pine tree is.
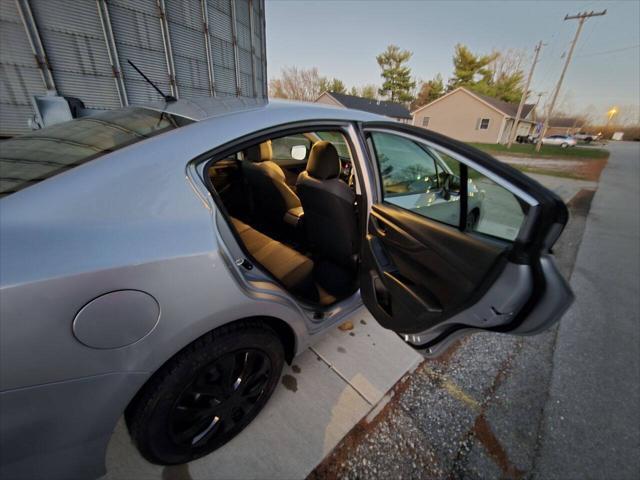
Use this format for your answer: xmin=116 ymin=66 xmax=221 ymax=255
xmin=447 ymin=44 xmax=524 ymax=103
xmin=447 ymin=44 xmax=497 ymax=91
xmin=376 ymin=45 xmax=416 ymax=103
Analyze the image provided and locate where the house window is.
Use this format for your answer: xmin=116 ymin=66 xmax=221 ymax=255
xmin=479 ymin=118 xmax=490 ymax=130
xmin=422 ymin=116 xmax=430 ymax=127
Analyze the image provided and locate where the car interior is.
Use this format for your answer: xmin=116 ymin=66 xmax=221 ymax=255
xmin=207 ymin=130 xmax=361 ymax=307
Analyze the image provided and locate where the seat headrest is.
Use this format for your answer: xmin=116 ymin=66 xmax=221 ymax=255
xmin=245 ymin=140 xmax=272 ymax=162
xmin=307 ymin=141 xmax=340 ymax=180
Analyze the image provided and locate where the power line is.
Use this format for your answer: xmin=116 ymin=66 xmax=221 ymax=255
xmin=576 ymin=44 xmax=640 ymax=58
xmin=536 ymin=9 xmax=607 ymax=151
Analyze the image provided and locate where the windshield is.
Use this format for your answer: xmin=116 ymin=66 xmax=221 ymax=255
xmin=0 ymin=107 xmax=193 ymax=197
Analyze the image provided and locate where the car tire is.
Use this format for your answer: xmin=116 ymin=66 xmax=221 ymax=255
xmin=561 ymin=142 xmax=569 ymax=148
xmin=125 ymin=320 xmax=285 ymax=465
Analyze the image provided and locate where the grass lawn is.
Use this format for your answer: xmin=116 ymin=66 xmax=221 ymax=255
xmin=468 ymin=142 xmax=610 ymax=160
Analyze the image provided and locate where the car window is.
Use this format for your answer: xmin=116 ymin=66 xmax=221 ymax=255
xmin=370 ymin=131 xmax=527 ymax=241
xmin=315 ymin=131 xmax=351 ymax=159
xmin=370 ymin=131 xmax=458 ymax=227
xmin=270 ymin=134 xmax=312 ymax=163
xmin=0 ymin=107 xmax=193 ymax=197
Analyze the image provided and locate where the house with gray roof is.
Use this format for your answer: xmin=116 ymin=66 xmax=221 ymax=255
xmin=543 ymin=117 xmax=585 ymax=136
xmin=411 ymin=87 xmax=537 ymax=144
xmin=315 ymin=91 xmax=412 ymax=123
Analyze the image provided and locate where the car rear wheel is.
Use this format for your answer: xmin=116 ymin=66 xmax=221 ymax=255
xmin=561 ymin=142 xmax=569 ymax=148
xmin=125 ymin=321 xmax=285 ymax=465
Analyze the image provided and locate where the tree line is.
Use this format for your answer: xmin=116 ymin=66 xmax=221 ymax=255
xmin=269 ymin=43 xmax=527 ymax=111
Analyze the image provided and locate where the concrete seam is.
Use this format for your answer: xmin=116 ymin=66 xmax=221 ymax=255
xmin=308 ymin=346 xmax=374 ymax=406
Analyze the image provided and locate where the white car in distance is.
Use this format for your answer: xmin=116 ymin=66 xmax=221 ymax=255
xmin=541 ymin=135 xmax=578 ymax=148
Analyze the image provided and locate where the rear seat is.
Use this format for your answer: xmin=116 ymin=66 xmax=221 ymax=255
xmin=230 ymin=218 xmax=315 ymax=298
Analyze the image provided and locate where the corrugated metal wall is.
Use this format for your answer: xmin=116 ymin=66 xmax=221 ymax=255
xmin=0 ymin=1 xmax=47 ymax=136
xmin=0 ymin=0 xmax=267 ymax=137
xmin=207 ymin=0 xmax=237 ymax=96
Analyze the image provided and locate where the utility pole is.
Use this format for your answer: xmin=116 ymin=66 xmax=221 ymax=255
xmin=507 ymin=40 xmax=544 ymax=148
xmin=535 ymin=9 xmax=607 ymax=152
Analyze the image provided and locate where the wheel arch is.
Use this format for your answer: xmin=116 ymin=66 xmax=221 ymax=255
xmin=123 ymin=315 xmax=296 ymax=419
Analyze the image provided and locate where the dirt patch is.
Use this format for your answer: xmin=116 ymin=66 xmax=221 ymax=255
xmin=499 ymin=155 xmax=608 ymax=181
xmin=567 ymin=188 xmax=596 ymax=216
xmin=338 ymin=321 xmax=354 ymax=331
xmin=281 ymin=374 xmax=298 ymax=392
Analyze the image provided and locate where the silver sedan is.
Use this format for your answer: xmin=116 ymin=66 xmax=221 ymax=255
xmin=0 ymin=98 xmax=573 ymax=479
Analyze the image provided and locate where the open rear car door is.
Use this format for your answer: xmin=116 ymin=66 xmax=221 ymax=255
xmin=358 ymin=123 xmax=574 ymax=355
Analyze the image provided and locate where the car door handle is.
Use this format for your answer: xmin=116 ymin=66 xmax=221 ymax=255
xmin=372 ymin=221 xmax=387 ymax=237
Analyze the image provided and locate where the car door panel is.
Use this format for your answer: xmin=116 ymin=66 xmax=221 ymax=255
xmin=359 ymin=123 xmax=573 ymax=349
xmin=363 ymin=202 xmax=506 ymax=334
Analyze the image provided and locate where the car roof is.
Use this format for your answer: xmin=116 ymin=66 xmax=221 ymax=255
xmin=0 ymin=98 xmax=390 ymax=197
xmin=142 ymin=97 xmax=387 ymax=123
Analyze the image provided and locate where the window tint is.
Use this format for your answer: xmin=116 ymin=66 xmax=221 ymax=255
xmin=270 ymin=134 xmax=312 ymax=162
xmin=370 ymin=131 xmax=527 ymax=241
xmin=0 ymin=107 xmax=192 ymax=197
xmin=465 ymin=166 xmax=525 ymax=241
xmin=371 ymin=131 xmax=459 ymax=228
xmin=315 ymin=131 xmax=351 ymax=158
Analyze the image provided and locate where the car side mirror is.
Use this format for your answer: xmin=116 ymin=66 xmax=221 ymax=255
xmin=442 ymin=173 xmax=461 ymax=200
xmin=290 ymin=145 xmax=307 ymax=161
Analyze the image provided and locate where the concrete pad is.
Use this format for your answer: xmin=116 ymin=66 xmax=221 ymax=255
xmin=104 ymin=348 xmax=370 ymax=480
xmin=312 ymin=311 xmax=423 ymax=404
xmin=103 ymin=314 xmax=421 ymax=480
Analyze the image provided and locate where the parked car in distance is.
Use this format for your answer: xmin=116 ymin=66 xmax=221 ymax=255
xmin=0 ymin=98 xmax=573 ymax=480
xmin=541 ymin=134 xmax=577 ymax=148
xmin=573 ymin=132 xmax=601 ymax=143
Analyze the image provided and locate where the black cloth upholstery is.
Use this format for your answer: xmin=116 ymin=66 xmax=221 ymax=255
xmin=296 ymin=142 xmax=358 ymax=268
xmin=231 ymin=218 xmax=315 ymax=297
xmin=242 ymin=140 xmax=302 ymax=225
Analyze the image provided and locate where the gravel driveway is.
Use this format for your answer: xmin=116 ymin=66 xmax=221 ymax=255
xmin=310 ymin=170 xmax=609 ymax=479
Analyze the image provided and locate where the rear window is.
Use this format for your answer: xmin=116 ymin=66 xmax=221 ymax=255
xmin=0 ymin=107 xmax=193 ymax=197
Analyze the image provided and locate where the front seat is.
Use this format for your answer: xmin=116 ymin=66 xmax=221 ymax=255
xmin=296 ymin=141 xmax=358 ymax=269
xmin=242 ymin=140 xmax=302 ymax=227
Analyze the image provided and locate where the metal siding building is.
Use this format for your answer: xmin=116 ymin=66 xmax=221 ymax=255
xmin=0 ymin=0 xmax=267 ymax=136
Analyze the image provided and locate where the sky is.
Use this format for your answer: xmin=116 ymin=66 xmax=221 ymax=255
xmin=265 ymin=0 xmax=640 ymax=123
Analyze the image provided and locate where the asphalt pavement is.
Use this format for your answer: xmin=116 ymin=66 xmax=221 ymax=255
xmin=534 ymin=141 xmax=640 ymax=479
xmin=311 ymin=142 xmax=640 ymax=479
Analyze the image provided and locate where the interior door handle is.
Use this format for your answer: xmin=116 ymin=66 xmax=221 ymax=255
xmin=370 ymin=213 xmax=425 ymax=253
xmin=372 ymin=222 xmax=387 ymax=237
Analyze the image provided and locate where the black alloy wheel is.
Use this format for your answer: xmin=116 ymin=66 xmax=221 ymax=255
xmin=126 ymin=321 xmax=285 ymax=465
xmin=168 ymin=349 xmax=272 ymax=448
